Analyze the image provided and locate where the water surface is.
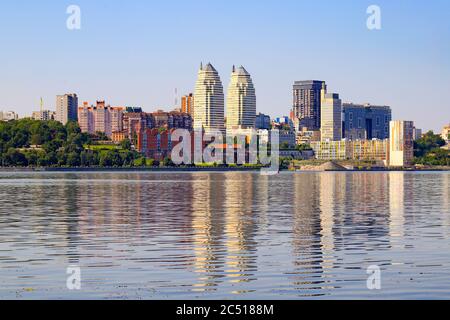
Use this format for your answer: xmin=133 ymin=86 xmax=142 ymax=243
xmin=0 ymin=171 xmax=449 ymax=299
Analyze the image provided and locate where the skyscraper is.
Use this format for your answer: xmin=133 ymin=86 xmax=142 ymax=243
xmin=292 ymin=80 xmax=327 ymax=131
xmin=389 ymin=120 xmax=414 ymax=167
xmin=56 ymin=93 xmax=78 ymax=125
xmin=193 ymin=63 xmax=225 ymax=133
xmin=226 ymin=66 xmax=256 ymax=132
xmin=321 ymin=91 xmax=342 ymax=142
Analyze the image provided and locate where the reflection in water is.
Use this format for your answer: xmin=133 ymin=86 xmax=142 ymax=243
xmin=0 ymin=172 xmax=449 ymax=299
xmin=389 ymin=172 xmax=405 ymax=244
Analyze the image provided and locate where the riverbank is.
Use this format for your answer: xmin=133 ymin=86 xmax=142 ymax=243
xmin=0 ymin=166 xmax=264 ymax=172
xmin=0 ymin=166 xmax=449 ymax=172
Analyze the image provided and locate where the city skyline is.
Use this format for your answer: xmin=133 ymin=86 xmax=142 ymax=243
xmin=0 ymin=1 xmax=448 ymax=132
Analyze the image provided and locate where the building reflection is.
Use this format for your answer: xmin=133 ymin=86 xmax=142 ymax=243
xmin=190 ymin=174 xmax=226 ymax=292
xmin=224 ymin=173 xmax=258 ymax=288
xmin=389 ymin=172 xmax=405 ymax=246
xmin=290 ymin=173 xmax=325 ymax=295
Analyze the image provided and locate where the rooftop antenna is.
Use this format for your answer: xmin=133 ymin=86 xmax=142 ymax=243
xmin=174 ymin=88 xmax=178 ymax=107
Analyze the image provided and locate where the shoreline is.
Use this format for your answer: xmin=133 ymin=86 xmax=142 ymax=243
xmin=0 ymin=167 xmax=449 ymax=173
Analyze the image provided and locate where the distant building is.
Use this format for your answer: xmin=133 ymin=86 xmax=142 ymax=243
xmin=311 ymin=139 xmax=388 ymax=162
xmin=255 ymin=113 xmax=271 ymax=130
xmin=181 ymin=94 xmax=194 ymax=115
xmin=56 ymin=94 xmax=78 ymax=124
xmin=77 ymin=101 xmax=124 ymax=137
xmin=350 ymin=139 xmax=389 ymax=162
xmin=389 ymin=121 xmax=414 ymax=167
xmin=279 ymin=130 xmax=297 ymax=149
xmin=321 ymin=91 xmax=342 ymax=142
xmin=194 ymin=63 xmax=225 ymax=133
xmin=343 ymin=103 xmax=392 ymax=140
xmin=32 ymin=110 xmax=56 ymax=121
xmin=296 ymin=129 xmax=321 ymax=145
xmin=226 ymin=66 xmax=256 ymax=133
xmin=292 ymin=80 xmax=327 ymax=131
xmin=442 ymin=124 xmax=450 ymax=142
xmin=412 ymin=127 xmax=423 ymax=141
xmin=311 ymin=141 xmax=349 ymax=160
xmin=0 ymin=111 xmax=19 ymax=121
xmin=273 ymin=116 xmax=293 ymax=130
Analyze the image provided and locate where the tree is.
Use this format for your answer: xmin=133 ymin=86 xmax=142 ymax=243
xmin=4 ymin=148 xmax=28 ymax=166
xmin=120 ymin=139 xmax=132 ymax=151
xmin=415 ymin=131 xmax=446 ymax=157
xmin=67 ymin=152 xmax=81 ymax=167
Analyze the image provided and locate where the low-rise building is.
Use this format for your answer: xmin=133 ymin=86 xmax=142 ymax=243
xmin=311 ymin=139 xmax=389 ymax=162
xmin=32 ymin=110 xmax=56 ymax=121
xmin=0 ymin=111 xmax=19 ymax=121
xmin=442 ymin=124 xmax=450 ymax=143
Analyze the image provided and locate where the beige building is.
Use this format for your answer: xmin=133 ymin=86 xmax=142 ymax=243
xmin=442 ymin=124 xmax=450 ymax=142
xmin=226 ymin=66 xmax=256 ymax=134
xmin=193 ymin=63 xmax=225 ymax=133
xmin=32 ymin=110 xmax=56 ymax=121
xmin=389 ymin=121 xmax=415 ymax=167
xmin=320 ymin=90 xmax=342 ymax=142
xmin=312 ymin=139 xmax=388 ymax=162
xmin=311 ymin=141 xmax=349 ymax=160
xmin=0 ymin=111 xmax=19 ymax=121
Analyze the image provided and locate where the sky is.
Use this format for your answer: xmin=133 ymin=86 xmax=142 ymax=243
xmin=0 ymin=0 xmax=449 ymax=132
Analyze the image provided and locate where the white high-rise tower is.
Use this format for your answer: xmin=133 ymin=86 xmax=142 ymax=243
xmin=226 ymin=65 xmax=256 ymax=133
xmin=193 ymin=63 xmax=225 ymax=133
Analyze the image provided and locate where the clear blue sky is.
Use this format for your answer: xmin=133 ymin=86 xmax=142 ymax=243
xmin=0 ymin=0 xmax=449 ymax=131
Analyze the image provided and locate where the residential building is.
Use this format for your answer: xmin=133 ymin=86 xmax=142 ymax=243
xmin=56 ymin=93 xmax=78 ymax=124
xmin=226 ymin=65 xmax=256 ymax=133
xmin=181 ymin=94 xmax=194 ymax=115
xmin=389 ymin=120 xmax=414 ymax=167
xmin=311 ymin=141 xmax=349 ymax=160
xmin=77 ymin=101 xmax=124 ymax=137
xmin=279 ymin=130 xmax=297 ymax=149
xmin=193 ymin=63 xmax=225 ymax=133
xmin=343 ymin=103 xmax=392 ymax=140
xmin=292 ymin=80 xmax=327 ymax=131
xmin=350 ymin=139 xmax=389 ymax=162
xmin=255 ymin=113 xmax=271 ymax=130
xmin=442 ymin=124 xmax=450 ymax=142
xmin=413 ymin=127 xmax=423 ymax=141
xmin=32 ymin=110 xmax=56 ymax=121
xmin=321 ymin=91 xmax=342 ymax=142
xmin=0 ymin=111 xmax=19 ymax=121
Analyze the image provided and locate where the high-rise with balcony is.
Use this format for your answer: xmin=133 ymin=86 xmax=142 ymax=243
xmin=56 ymin=93 xmax=78 ymax=125
xmin=226 ymin=66 xmax=256 ymax=133
xmin=193 ymin=63 xmax=225 ymax=133
xmin=292 ymin=80 xmax=327 ymax=131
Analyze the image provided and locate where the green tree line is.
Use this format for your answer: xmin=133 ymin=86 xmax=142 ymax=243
xmin=0 ymin=119 xmax=139 ymax=167
xmin=414 ymin=131 xmax=449 ymax=166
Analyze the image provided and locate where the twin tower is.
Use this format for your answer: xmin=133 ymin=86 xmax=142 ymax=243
xmin=193 ymin=63 xmax=256 ymax=134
